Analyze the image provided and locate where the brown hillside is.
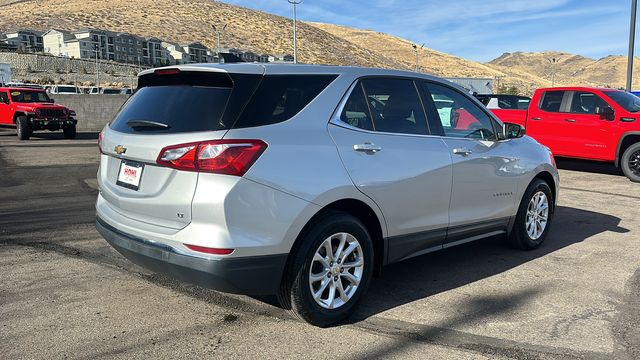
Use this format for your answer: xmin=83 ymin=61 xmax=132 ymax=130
xmin=488 ymin=51 xmax=640 ymax=89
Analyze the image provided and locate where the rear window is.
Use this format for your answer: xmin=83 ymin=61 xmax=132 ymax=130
xmin=110 ymin=85 xmax=232 ymax=134
xmin=233 ymin=75 xmax=337 ymax=128
xmin=110 ymin=72 xmax=336 ymax=134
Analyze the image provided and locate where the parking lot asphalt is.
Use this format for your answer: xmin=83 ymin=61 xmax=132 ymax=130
xmin=1 ymin=129 xmax=639 ymax=360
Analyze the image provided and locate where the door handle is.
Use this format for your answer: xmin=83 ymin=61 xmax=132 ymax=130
xmin=565 ymin=118 xmax=576 ymax=123
xmin=354 ymin=143 xmax=382 ymax=153
xmin=452 ymin=148 xmax=472 ymax=156
xmin=531 ymin=117 xmax=542 ymax=120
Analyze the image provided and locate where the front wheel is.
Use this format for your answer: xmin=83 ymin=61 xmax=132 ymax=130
xmin=16 ymin=116 xmax=31 ymax=140
xmin=509 ymin=179 xmax=554 ymax=250
xmin=278 ymin=211 xmax=374 ymax=327
xmin=63 ymin=125 xmax=77 ymax=139
xmin=621 ymin=142 xmax=640 ymax=183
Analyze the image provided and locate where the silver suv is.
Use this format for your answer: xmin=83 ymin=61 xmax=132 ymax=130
xmin=96 ymin=64 xmax=558 ymax=326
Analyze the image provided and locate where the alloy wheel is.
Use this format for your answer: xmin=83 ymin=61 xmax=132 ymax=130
xmin=308 ymin=232 xmax=364 ymax=310
xmin=526 ymin=191 xmax=549 ymax=240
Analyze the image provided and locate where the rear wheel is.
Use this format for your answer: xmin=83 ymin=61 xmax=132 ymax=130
xmin=16 ymin=116 xmax=31 ymax=140
xmin=63 ymin=125 xmax=77 ymax=139
xmin=278 ymin=211 xmax=374 ymax=327
xmin=621 ymin=142 xmax=640 ymax=183
xmin=509 ymin=179 xmax=554 ymax=250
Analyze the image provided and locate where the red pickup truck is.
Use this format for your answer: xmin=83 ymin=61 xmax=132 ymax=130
xmin=0 ymin=87 xmax=77 ymax=140
xmin=486 ymin=87 xmax=640 ymax=182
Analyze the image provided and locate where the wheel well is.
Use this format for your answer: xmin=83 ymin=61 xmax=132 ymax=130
xmin=533 ymin=171 xmax=556 ymax=208
xmin=12 ymin=112 xmax=27 ymax=124
xmin=617 ymin=135 xmax=640 ymax=167
xmin=289 ymin=199 xmax=385 ymax=274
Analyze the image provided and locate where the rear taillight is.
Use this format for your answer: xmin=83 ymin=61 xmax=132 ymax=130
xmin=98 ymin=131 xmax=103 ymax=154
xmin=156 ymin=140 xmax=267 ymax=176
xmin=184 ymin=244 xmax=234 ymax=255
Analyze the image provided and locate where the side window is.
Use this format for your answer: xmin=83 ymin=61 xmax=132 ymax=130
xmin=569 ymin=91 xmax=610 ymax=114
xmin=234 ymin=75 xmax=337 ymax=129
xmin=360 ymin=78 xmax=429 ymax=135
xmin=0 ymin=92 xmax=8 ymax=104
xmin=340 ymin=83 xmax=374 ymax=131
xmin=539 ymin=91 xmax=565 ymax=112
xmin=424 ymin=82 xmax=496 ymax=140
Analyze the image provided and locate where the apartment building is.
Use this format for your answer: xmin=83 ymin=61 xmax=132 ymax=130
xmin=2 ymin=29 xmax=43 ymax=52
xmin=183 ymin=42 xmax=210 ymax=63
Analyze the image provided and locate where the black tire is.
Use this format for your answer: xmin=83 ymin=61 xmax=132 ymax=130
xmin=278 ymin=211 xmax=374 ymax=327
xmin=621 ymin=142 xmax=640 ymax=183
xmin=63 ymin=125 xmax=77 ymax=139
xmin=509 ymin=178 xmax=554 ymax=250
xmin=16 ymin=116 xmax=31 ymax=140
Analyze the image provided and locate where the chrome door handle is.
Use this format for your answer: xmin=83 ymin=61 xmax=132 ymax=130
xmin=565 ymin=118 xmax=576 ymax=123
xmin=452 ymin=148 xmax=472 ymax=156
xmin=354 ymin=143 xmax=382 ymax=153
xmin=531 ymin=117 xmax=542 ymax=120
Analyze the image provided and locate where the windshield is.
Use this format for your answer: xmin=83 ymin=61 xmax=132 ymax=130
xmin=10 ymin=90 xmax=51 ymax=103
xmin=604 ymin=91 xmax=640 ymax=112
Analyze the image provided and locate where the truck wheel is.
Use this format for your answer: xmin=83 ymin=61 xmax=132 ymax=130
xmin=16 ymin=116 xmax=31 ymax=140
xmin=278 ymin=211 xmax=374 ymax=327
xmin=621 ymin=142 xmax=640 ymax=183
xmin=63 ymin=125 xmax=77 ymax=139
xmin=509 ymin=178 xmax=554 ymax=250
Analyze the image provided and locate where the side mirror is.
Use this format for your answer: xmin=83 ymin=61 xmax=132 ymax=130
xmin=500 ymin=122 xmax=525 ymax=140
xmin=596 ymin=106 xmax=615 ymax=121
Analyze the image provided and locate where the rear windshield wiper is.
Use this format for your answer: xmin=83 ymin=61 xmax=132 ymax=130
xmin=126 ymin=120 xmax=170 ymax=130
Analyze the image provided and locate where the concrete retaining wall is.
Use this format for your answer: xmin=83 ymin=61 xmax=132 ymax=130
xmin=53 ymin=94 xmax=129 ymax=132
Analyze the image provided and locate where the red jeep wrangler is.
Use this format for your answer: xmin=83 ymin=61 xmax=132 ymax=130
xmin=0 ymin=87 xmax=77 ymax=140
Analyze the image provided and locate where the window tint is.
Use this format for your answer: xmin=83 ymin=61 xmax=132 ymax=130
xmin=425 ymin=82 xmax=496 ymax=140
xmin=360 ymin=78 xmax=428 ymax=135
xmin=340 ymin=83 xmax=374 ymax=131
xmin=234 ymin=75 xmax=337 ymax=129
xmin=110 ymin=86 xmax=232 ymax=134
xmin=539 ymin=91 xmax=565 ymax=112
xmin=569 ymin=91 xmax=609 ymax=114
xmin=0 ymin=92 xmax=8 ymax=104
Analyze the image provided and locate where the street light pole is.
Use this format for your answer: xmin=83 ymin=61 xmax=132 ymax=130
xmin=288 ymin=0 xmax=302 ymax=64
xmin=548 ymin=57 xmax=558 ymax=87
xmin=95 ymin=44 xmax=100 ymax=88
xmin=627 ymin=0 xmax=638 ymax=91
xmin=412 ymin=43 xmax=424 ymax=72
xmin=211 ymin=24 xmax=227 ymax=63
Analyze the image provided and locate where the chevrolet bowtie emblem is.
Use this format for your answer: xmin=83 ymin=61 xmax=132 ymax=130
xmin=114 ymin=145 xmax=127 ymax=155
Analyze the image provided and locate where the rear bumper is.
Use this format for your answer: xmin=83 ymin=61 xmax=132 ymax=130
xmin=96 ymin=217 xmax=287 ymax=295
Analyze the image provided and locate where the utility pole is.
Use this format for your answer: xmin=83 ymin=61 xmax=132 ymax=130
xmin=628 ymin=0 xmax=638 ymax=91
xmin=211 ymin=24 xmax=227 ymax=63
xmin=548 ymin=57 xmax=558 ymax=87
xmin=288 ymin=0 xmax=302 ymax=64
xmin=412 ymin=43 xmax=424 ymax=72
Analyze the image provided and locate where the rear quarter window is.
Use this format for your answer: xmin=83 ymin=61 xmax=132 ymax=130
xmin=232 ymin=75 xmax=337 ymax=128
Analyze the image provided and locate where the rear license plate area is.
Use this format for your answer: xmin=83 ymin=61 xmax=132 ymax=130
xmin=116 ymin=160 xmax=144 ymax=191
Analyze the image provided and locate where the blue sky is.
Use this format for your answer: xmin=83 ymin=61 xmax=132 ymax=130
xmin=222 ymin=0 xmax=634 ymax=62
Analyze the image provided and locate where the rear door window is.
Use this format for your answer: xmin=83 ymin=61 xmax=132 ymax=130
xmin=539 ymin=91 xmax=565 ymax=112
xmin=233 ymin=75 xmax=337 ymax=128
xmin=360 ymin=78 xmax=429 ymax=135
xmin=339 ymin=83 xmax=374 ymax=131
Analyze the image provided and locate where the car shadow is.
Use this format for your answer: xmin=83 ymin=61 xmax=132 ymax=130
xmin=555 ymin=157 xmax=623 ymax=176
xmin=346 ymin=205 xmax=628 ymax=322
